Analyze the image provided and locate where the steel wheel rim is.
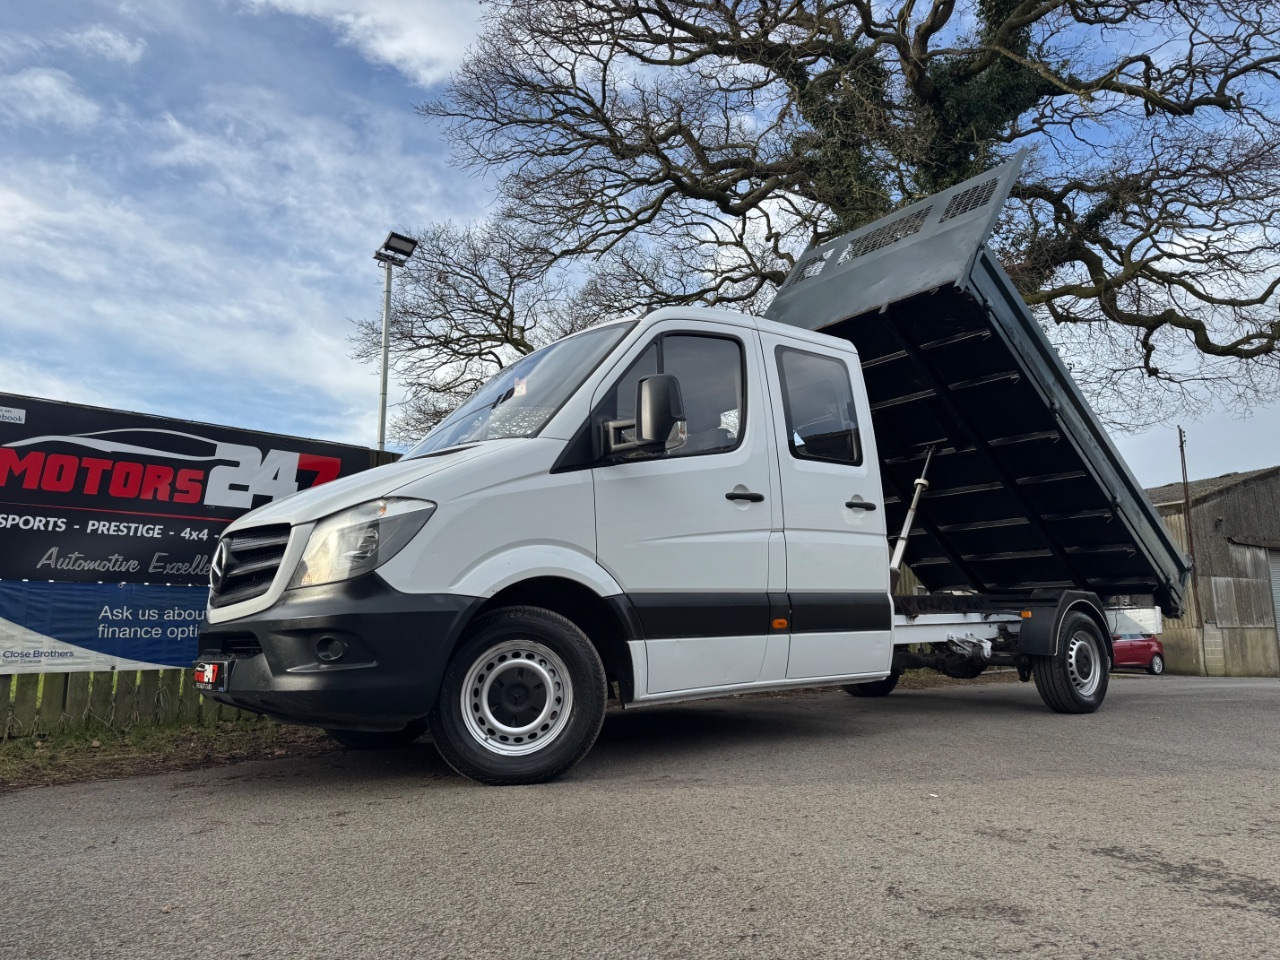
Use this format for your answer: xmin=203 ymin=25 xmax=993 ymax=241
xmin=460 ymin=639 xmax=573 ymax=757
xmin=1066 ymin=630 xmax=1103 ymax=697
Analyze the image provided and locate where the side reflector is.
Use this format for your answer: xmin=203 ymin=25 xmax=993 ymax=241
xmin=1020 ymin=610 xmax=1033 ymax=619
xmin=771 ymin=618 xmax=789 ymax=630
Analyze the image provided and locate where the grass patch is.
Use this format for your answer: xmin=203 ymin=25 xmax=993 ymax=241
xmin=0 ymin=722 xmax=336 ymax=793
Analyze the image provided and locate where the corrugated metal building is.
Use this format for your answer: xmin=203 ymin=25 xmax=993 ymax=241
xmin=1146 ymin=467 xmax=1280 ymax=676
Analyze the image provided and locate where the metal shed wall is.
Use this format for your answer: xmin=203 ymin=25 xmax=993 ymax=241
xmin=1271 ymin=552 xmax=1280 ymax=643
xmin=1153 ymin=470 xmax=1280 ymax=676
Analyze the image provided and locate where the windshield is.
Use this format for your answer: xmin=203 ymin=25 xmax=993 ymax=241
xmin=405 ymin=321 xmax=635 ymax=458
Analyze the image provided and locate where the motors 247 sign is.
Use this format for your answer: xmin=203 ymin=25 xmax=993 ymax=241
xmin=0 ymin=393 xmax=374 ymax=586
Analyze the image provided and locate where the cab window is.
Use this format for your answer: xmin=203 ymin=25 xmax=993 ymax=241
xmin=596 ymin=334 xmax=745 ymax=457
xmin=776 ymin=346 xmax=862 ymax=465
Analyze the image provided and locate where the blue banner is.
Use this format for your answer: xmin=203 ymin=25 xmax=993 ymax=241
xmin=0 ymin=580 xmax=209 ymax=673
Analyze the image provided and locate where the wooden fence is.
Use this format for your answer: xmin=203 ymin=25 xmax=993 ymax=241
xmin=1 ymin=669 xmax=256 ymax=740
xmin=2 ymin=566 xmax=930 ymax=740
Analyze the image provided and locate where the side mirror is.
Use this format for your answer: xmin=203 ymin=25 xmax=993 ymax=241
xmin=602 ymin=374 xmax=686 ymax=456
xmin=636 ymin=375 xmax=685 ymax=445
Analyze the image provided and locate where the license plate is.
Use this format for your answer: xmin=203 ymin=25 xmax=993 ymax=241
xmin=193 ymin=660 xmax=231 ymax=692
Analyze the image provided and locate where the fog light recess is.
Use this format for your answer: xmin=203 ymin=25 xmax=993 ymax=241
xmin=315 ymin=636 xmax=348 ymax=663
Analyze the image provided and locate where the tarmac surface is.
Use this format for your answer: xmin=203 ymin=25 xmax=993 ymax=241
xmin=1 ymin=675 xmax=1278 ymax=960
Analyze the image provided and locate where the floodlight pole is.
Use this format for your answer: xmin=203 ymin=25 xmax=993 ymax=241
xmin=373 ymin=231 xmax=417 ymax=453
xmin=377 ymin=258 xmax=393 ymax=452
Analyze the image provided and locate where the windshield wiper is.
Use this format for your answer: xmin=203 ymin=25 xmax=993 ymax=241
xmin=412 ymin=442 xmax=482 ymax=460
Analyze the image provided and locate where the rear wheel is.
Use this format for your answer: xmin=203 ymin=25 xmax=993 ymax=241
xmin=429 ymin=605 xmax=607 ymax=786
xmin=843 ymin=671 xmax=901 ymax=698
xmin=1147 ymin=653 xmax=1165 ymax=676
xmin=1032 ymin=611 xmax=1109 ymax=714
xmin=325 ymin=719 xmax=427 ymax=749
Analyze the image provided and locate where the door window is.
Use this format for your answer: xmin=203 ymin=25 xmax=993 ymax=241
xmin=596 ymin=334 xmax=745 ymax=458
xmin=775 ymin=346 xmax=862 ymax=465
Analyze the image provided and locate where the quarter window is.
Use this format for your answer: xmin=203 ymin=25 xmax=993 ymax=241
xmin=776 ymin=347 xmax=862 ymax=465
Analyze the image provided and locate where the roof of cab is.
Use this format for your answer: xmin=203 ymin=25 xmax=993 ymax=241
xmin=640 ymin=305 xmax=860 ymax=354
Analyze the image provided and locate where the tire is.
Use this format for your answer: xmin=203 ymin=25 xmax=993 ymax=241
xmin=325 ymin=719 xmax=427 ymax=749
xmin=1032 ymin=611 xmax=1109 ymax=714
xmin=843 ymin=671 xmax=901 ymax=698
xmin=1147 ymin=653 xmax=1165 ymax=676
xmin=429 ymin=605 xmax=607 ymax=786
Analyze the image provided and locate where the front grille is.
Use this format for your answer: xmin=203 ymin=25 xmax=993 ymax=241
xmin=210 ymin=524 xmax=291 ymax=608
xmin=221 ymin=635 xmax=264 ymax=658
xmin=198 ymin=634 xmax=264 ymax=659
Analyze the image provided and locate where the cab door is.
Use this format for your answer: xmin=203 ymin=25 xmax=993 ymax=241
xmin=758 ymin=331 xmax=893 ymax=679
xmin=591 ymin=321 xmax=777 ymax=695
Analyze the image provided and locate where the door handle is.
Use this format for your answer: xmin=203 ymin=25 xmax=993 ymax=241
xmin=845 ymin=499 xmax=877 ymax=511
xmin=726 ymin=491 xmax=765 ymax=503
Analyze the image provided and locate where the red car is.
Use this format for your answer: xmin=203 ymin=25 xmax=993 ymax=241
xmin=1111 ymin=634 xmax=1166 ymax=675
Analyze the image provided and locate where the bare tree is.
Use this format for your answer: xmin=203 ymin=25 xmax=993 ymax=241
xmin=364 ymin=0 xmax=1280 ymax=438
xmin=352 ymin=222 xmax=598 ymax=441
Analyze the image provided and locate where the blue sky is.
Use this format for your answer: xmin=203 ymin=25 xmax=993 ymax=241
xmin=0 ymin=0 xmax=1275 ymax=487
xmin=0 ymin=1 xmax=483 ymax=443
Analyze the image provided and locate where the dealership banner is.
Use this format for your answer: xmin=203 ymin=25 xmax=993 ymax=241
xmin=0 ymin=581 xmax=209 ymax=674
xmin=0 ymin=393 xmax=377 ymax=672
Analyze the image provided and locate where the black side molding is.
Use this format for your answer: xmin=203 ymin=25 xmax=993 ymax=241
xmin=789 ymin=592 xmax=893 ymax=633
xmin=628 ymin=593 xmax=772 ymax=639
xmin=623 ymin=591 xmax=892 ymax=639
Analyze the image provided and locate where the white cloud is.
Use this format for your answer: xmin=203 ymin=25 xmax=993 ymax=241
xmin=60 ymin=25 xmax=149 ymax=65
xmin=244 ymin=0 xmax=482 ymax=86
xmin=0 ymin=356 xmax=121 ymax=414
xmin=0 ymin=161 xmax=379 ymax=443
xmin=0 ymin=68 xmax=101 ymax=129
xmin=0 ymin=32 xmax=42 ymax=67
xmin=0 ymin=5 xmax=487 ymax=447
xmin=0 ymin=183 xmax=48 ymax=232
xmin=0 ymin=75 xmax=479 ymax=446
xmin=142 ymin=83 xmax=464 ymax=262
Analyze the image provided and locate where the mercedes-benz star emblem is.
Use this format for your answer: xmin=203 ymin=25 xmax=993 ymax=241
xmin=210 ymin=540 xmax=229 ymax=593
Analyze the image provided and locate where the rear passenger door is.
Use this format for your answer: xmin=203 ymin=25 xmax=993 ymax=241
xmin=759 ymin=332 xmax=893 ymax=680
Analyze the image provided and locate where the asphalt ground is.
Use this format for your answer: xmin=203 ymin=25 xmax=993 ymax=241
xmin=1 ymin=675 xmax=1278 ymax=960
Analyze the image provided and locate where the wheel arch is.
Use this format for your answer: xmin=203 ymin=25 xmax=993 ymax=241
xmin=444 ymin=543 xmax=623 ymax=600
xmin=464 ymin=576 xmax=639 ymax=704
xmin=1016 ymin=591 xmax=1113 ymax=660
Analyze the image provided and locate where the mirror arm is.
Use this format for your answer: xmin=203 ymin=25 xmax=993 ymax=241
xmin=602 ymin=418 xmax=665 ymax=458
xmin=603 ymin=418 xmax=637 ymax=454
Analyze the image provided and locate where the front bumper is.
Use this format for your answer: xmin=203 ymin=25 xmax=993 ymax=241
xmin=196 ymin=575 xmax=483 ymax=731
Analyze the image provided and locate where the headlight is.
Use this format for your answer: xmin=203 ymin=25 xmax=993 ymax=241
xmin=288 ymin=498 xmax=436 ymax=589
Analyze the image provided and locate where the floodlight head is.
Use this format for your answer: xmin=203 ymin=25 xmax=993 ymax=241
xmin=375 ymin=231 xmax=418 ymax=266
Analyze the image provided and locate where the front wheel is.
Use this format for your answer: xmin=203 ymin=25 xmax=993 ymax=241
xmin=1032 ymin=611 xmax=1109 ymax=714
xmin=1147 ymin=653 xmax=1165 ymax=676
xmin=325 ymin=719 xmax=427 ymax=749
xmin=429 ymin=606 xmax=607 ymax=786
